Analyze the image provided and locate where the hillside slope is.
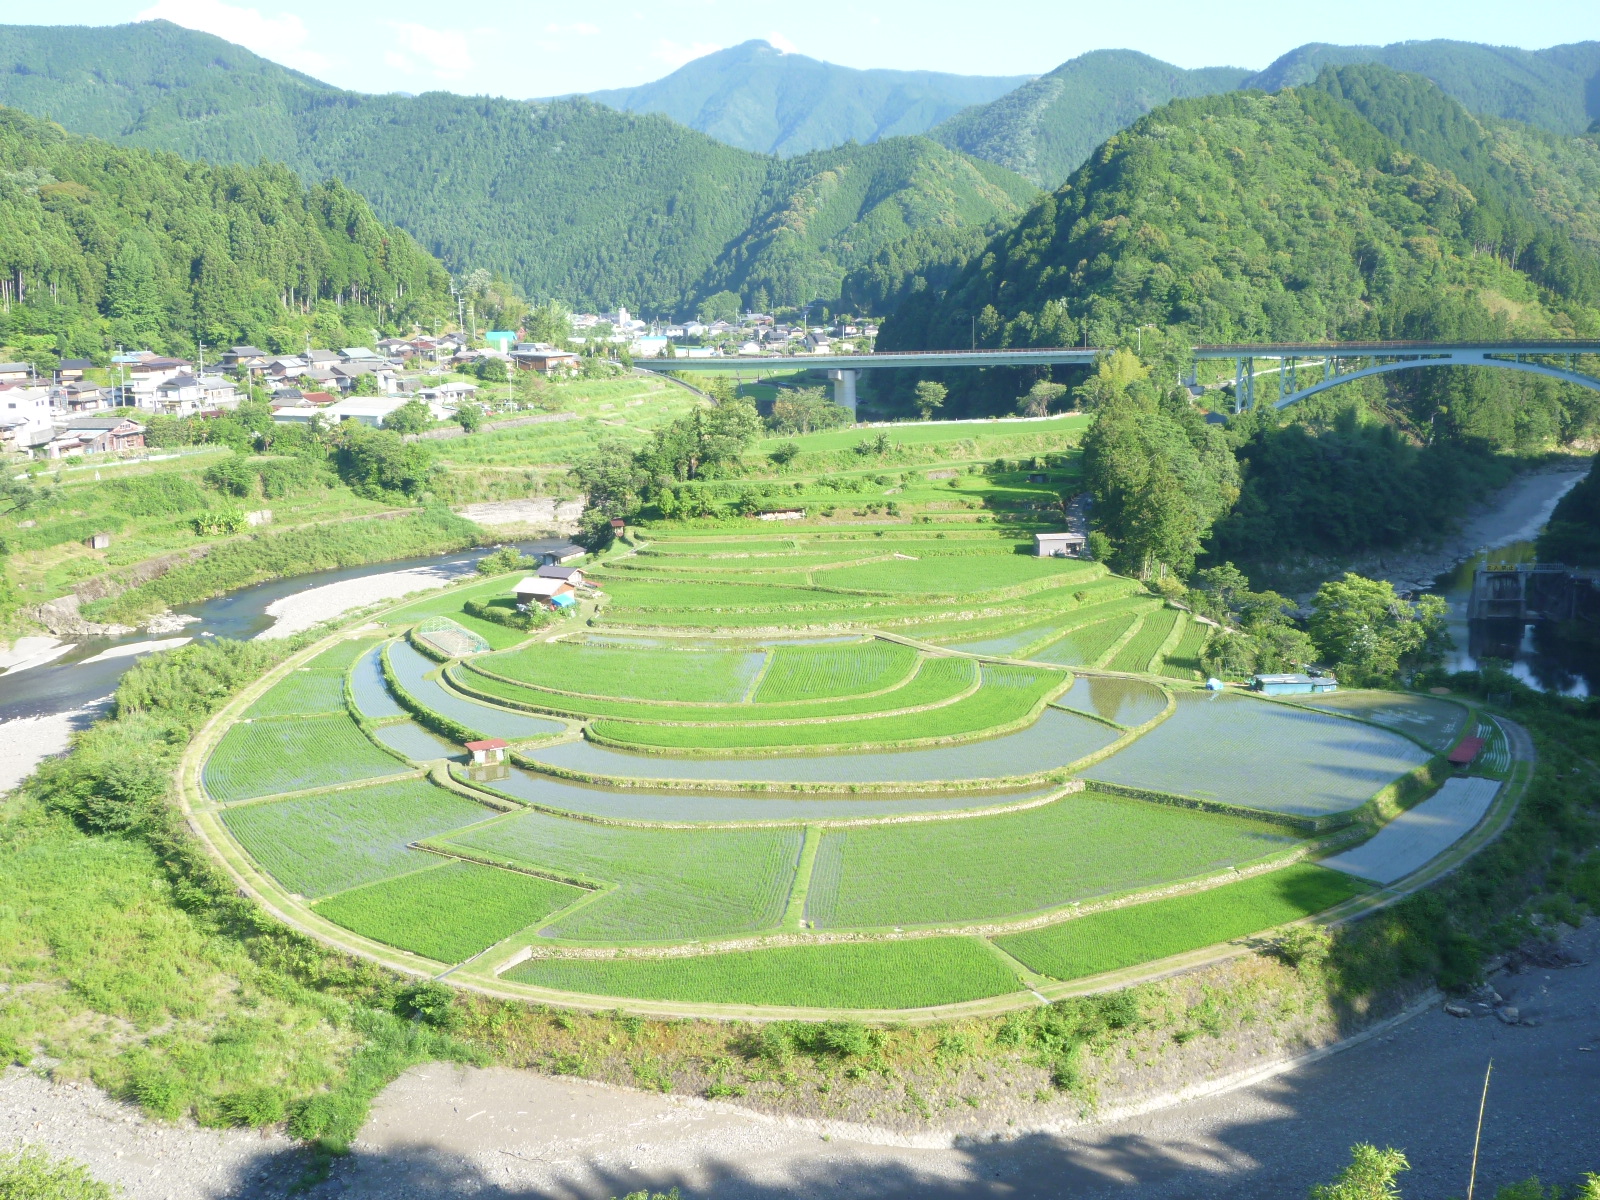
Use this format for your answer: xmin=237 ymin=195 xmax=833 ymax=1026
xmin=0 ymin=22 xmax=1033 ymax=315
xmin=929 ymin=50 xmax=1250 ymax=187
xmin=0 ymin=105 xmax=449 ymax=358
xmin=586 ymin=40 xmax=1028 ymax=157
xmin=884 ymin=81 xmax=1597 ymax=363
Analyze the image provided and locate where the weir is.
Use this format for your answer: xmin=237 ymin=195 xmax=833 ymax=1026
xmin=1468 ymin=563 xmax=1600 ymax=622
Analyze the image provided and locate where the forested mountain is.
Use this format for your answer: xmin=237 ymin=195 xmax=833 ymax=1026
xmin=1245 ymin=39 xmax=1600 ymax=136
xmin=0 ymin=105 xmax=449 ymax=361
xmin=0 ymin=21 xmax=1034 ymax=315
xmin=928 ymin=51 xmax=1250 ymax=188
xmin=585 ymin=40 xmax=1028 ymax=157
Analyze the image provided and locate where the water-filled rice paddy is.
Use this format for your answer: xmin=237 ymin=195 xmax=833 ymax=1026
xmin=351 ymin=645 xmax=407 ymax=720
xmin=504 ymin=938 xmax=1021 ymax=1008
xmin=1295 ymin=690 xmax=1470 ymax=753
xmin=221 ymin=777 xmax=493 ymax=897
xmin=1056 ymin=676 xmax=1168 ymax=727
xmin=804 ymin=789 xmax=1297 ymax=929
xmin=480 ymin=639 xmax=768 ymax=702
xmin=996 ymin=864 xmax=1365 ymax=981
xmin=470 ymin=766 xmax=1048 ymax=822
xmin=205 ymin=712 xmax=409 ymax=802
xmin=432 ymin=815 xmax=804 ymax=942
xmin=386 ymin=641 xmax=567 ymax=741
xmin=1085 ymin=691 xmax=1429 ymax=816
xmin=524 ymin=705 xmax=1121 ymax=785
xmin=373 ymin=720 xmax=466 ymax=762
xmin=1320 ymin=776 xmax=1500 ymax=884
xmin=313 ymin=859 xmax=585 ymax=962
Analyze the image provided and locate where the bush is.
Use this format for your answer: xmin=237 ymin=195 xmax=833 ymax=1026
xmin=463 ymin=597 xmax=546 ymax=631
xmin=192 ymin=508 xmax=249 ymax=536
xmin=0 ymin=1146 xmax=116 ymax=1200
xmin=220 ymin=1086 xmax=289 ymax=1127
xmin=475 ymin=546 xmax=533 ymax=576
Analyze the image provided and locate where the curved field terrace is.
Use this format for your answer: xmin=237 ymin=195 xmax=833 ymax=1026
xmin=196 ymin=530 xmax=1502 ymax=1013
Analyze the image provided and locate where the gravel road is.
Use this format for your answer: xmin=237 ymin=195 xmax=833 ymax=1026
xmin=5 ymin=922 xmax=1595 ymax=1199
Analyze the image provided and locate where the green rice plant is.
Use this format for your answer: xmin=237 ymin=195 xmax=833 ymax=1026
xmin=804 ymin=788 xmax=1297 ymax=929
xmin=1106 ymin=607 xmax=1179 ymax=674
xmin=589 ymin=660 xmax=1060 ymax=752
xmin=479 ymin=640 xmax=767 ymax=703
xmin=942 ymin=591 xmax=1152 ymax=656
xmin=504 ymin=937 xmax=1021 ymax=1008
xmin=1473 ymin=719 xmax=1512 ymax=779
xmin=244 ymin=668 xmax=348 ymax=718
xmin=221 ymin=778 xmax=493 ymax=898
xmin=313 ymin=860 xmax=585 ymax=963
xmin=817 ymin=555 xmax=1099 ymax=595
xmin=1031 ymin=610 xmax=1146 ymax=667
xmin=1160 ymin=616 xmax=1211 ymax=681
xmin=432 ymin=814 xmax=804 ymax=943
xmin=305 ymin=638 xmax=382 ymax=670
xmin=595 ymin=579 xmax=858 ymax=611
xmin=995 ymin=865 xmax=1366 ymax=981
xmin=456 ymin=650 xmax=970 ymax=723
xmin=203 ymin=713 xmax=408 ymax=802
xmin=384 ymin=641 xmax=566 ymax=740
xmin=750 ymin=640 xmax=918 ymax=702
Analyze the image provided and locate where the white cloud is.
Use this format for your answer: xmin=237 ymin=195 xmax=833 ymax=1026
xmin=387 ymin=22 xmax=474 ymax=79
xmin=545 ymin=22 xmax=600 ymax=36
xmin=651 ymin=39 xmax=723 ymax=68
xmin=137 ymin=0 xmax=331 ymax=74
xmin=766 ymin=31 xmax=798 ymax=54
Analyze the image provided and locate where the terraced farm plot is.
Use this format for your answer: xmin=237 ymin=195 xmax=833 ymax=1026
xmin=1032 ymin=610 xmax=1147 ymax=667
xmin=525 ymin=704 xmax=1119 ymax=785
xmin=595 ymin=579 xmax=855 ymax=614
xmin=1320 ymin=776 xmax=1500 ymax=884
xmin=480 ymin=640 xmax=766 ymax=703
xmin=221 ymin=778 xmax=494 ymax=897
xmin=751 ymin=412 xmax=1090 ymax=454
xmin=313 ymin=860 xmax=585 ymax=962
xmin=505 ymin=938 xmax=1021 ymax=1008
xmin=306 ymin=638 xmax=382 ymax=670
xmin=469 ymin=766 xmax=1053 ymax=823
xmin=455 ymin=651 xmax=972 ymax=723
xmin=1160 ymin=616 xmax=1210 ymax=681
xmin=943 ymin=591 xmax=1148 ymax=657
xmin=1105 ymin=607 xmax=1179 ymax=673
xmin=386 ymin=641 xmax=567 ymax=740
xmin=373 ymin=720 xmax=466 ymax=762
xmin=1472 ymin=718 xmax=1512 ymax=778
xmin=434 ymin=814 xmax=804 ymax=942
xmin=996 ymin=865 xmax=1365 ymax=982
xmin=1295 ymin=690 xmax=1469 ymax=753
xmin=1085 ymin=691 xmax=1430 ymax=817
xmin=351 ymin=645 xmax=407 ymax=720
xmin=379 ymin=575 xmax=535 ymax=650
xmin=204 ymin=713 xmax=409 ymax=802
xmin=1057 ymin=676 xmax=1168 ymax=727
xmin=818 ymin=555 xmax=1099 ymax=595
xmin=751 ymin=640 xmax=918 ymax=702
xmin=589 ymin=661 xmax=1059 ymax=751
xmin=805 ymin=789 xmax=1297 ymax=929
xmin=245 ymin=669 xmax=347 ymax=718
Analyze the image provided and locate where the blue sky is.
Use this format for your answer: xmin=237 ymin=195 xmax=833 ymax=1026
xmin=9 ymin=0 xmax=1599 ymax=98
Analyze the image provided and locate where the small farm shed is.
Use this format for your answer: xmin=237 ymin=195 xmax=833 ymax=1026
xmin=757 ymin=508 xmax=805 ymax=521
xmin=1447 ymin=737 xmax=1485 ymax=768
xmin=465 ymin=738 xmax=508 ymax=765
xmin=1251 ymin=673 xmax=1338 ymax=696
xmin=539 ymin=544 xmax=585 ymax=566
xmin=514 ymin=575 xmax=577 ymax=609
xmin=85 ymin=531 xmax=112 ymax=550
xmin=538 ymin=563 xmax=585 ymax=586
xmin=1035 ymin=531 xmax=1086 ymax=558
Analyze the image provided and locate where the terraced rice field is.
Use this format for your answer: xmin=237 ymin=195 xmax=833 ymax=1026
xmin=480 ymin=639 xmax=767 ymax=702
xmin=524 ymin=704 xmax=1120 ymax=785
xmin=1056 ymin=676 xmax=1168 ymax=727
xmin=350 ymin=645 xmax=407 ymax=720
xmin=1105 ymin=607 xmax=1180 ymax=673
xmin=1032 ymin=609 xmax=1149 ymax=667
xmin=1472 ymin=718 xmax=1512 ymax=778
xmin=816 ymin=555 xmax=1100 ymax=595
xmin=313 ymin=859 xmax=585 ymax=962
xmin=378 ymin=575 xmax=532 ymax=650
xmin=944 ymin=591 xmax=1150 ymax=657
xmin=204 ymin=713 xmax=409 ymax=802
xmin=433 ymin=815 xmax=804 ymax=942
xmin=373 ymin=720 xmax=466 ymax=762
xmin=305 ymin=638 xmax=382 ymax=669
xmin=996 ymin=865 xmax=1365 ymax=981
xmin=221 ymin=778 xmax=493 ymax=897
xmin=505 ymin=938 xmax=1020 ymax=1008
xmin=1160 ymin=616 xmax=1210 ymax=681
xmin=589 ymin=661 xmax=1057 ymax=751
xmin=750 ymin=639 xmax=918 ymax=702
xmin=1295 ymin=690 xmax=1469 ymax=753
xmin=245 ymin=668 xmax=348 ymax=718
xmin=1085 ymin=691 xmax=1430 ymax=817
xmin=804 ymin=790 xmax=1297 ymax=929
xmin=385 ymin=641 xmax=567 ymax=740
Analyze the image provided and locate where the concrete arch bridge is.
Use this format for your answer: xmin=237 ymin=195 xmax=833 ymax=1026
xmin=637 ymin=341 xmax=1600 ymax=415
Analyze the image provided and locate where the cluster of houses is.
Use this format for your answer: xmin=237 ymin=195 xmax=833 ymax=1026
xmin=559 ymin=306 xmax=878 ymax=360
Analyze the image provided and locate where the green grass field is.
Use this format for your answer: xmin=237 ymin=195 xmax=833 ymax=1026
xmin=480 ymin=640 xmax=767 ymax=702
xmin=504 ymin=937 xmax=1022 ymax=1008
xmin=220 ymin=778 xmax=493 ymax=898
xmin=204 ymin=713 xmax=409 ymax=802
xmin=1106 ymin=607 xmax=1180 ymax=674
xmin=1160 ymin=616 xmax=1210 ymax=681
xmin=313 ymin=859 xmax=586 ymax=962
xmin=996 ymin=865 xmax=1366 ymax=981
xmin=433 ymin=814 xmax=805 ymax=943
xmin=588 ymin=660 xmax=1052 ymax=751
xmin=804 ymin=789 xmax=1297 ymax=929
xmin=244 ymin=669 xmax=348 ymax=719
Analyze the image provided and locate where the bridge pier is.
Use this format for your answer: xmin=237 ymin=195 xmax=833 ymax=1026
xmin=826 ymin=368 xmax=858 ymax=416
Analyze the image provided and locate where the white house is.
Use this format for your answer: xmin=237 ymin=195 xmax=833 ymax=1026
xmin=0 ymin=385 xmax=54 ymax=451
xmin=323 ymin=396 xmax=409 ymax=427
xmin=153 ymin=373 xmax=206 ymax=415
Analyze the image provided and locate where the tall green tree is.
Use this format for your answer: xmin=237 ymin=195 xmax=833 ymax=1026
xmin=1308 ymin=573 xmax=1450 ymax=685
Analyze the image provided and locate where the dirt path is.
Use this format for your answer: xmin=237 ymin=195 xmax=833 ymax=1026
xmin=4 ymin=920 xmax=1594 ymax=1199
